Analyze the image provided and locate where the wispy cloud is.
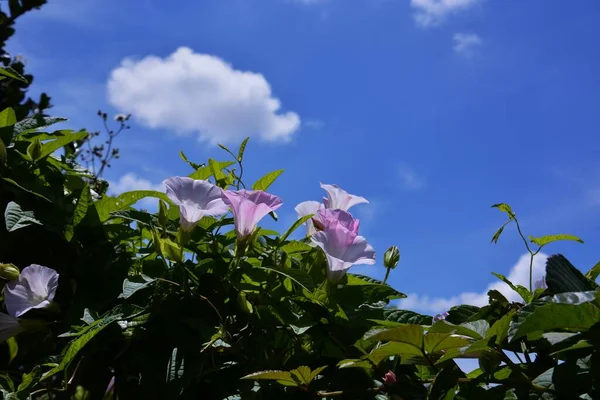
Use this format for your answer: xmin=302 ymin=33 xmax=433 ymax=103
xmin=453 ymin=33 xmax=483 ymax=57
xmin=396 ymin=253 xmax=549 ymax=314
xmin=411 ymin=0 xmax=480 ymax=28
xmin=398 ymin=164 xmax=426 ymax=191
xmin=107 ymin=47 xmax=301 ymax=146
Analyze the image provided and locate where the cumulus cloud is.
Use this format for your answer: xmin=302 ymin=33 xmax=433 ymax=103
xmin=107 ymin=47 xmax=301 ymax=145
xmin=397 ymin=252 xmax=549 ymax=314
xmin=398 ymin=164 xmax=426 ymax=191
xmin=453 ymin=33 xmax=483 ymax=57
xmin=411 ymin=0 xmax=480 ymax=27
xmin=108 ymin=173 xmax=165 ymax=195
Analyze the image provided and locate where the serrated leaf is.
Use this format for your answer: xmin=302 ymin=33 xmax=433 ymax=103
xmin=189 ymin=160 xmax=234 ymax=180
xmin=491 ymin=272 xmax=532 ymax=302
xmin=252 ymin=169 xmax=284 ymax=191
xmin=529 ymin=234 xmax=584 ymax=247
xmin=120 ymin=275 xmax=156 ymax=299
xmin=42 ymin=314 xmax=123 ymax=381
xmin=4 ymin=201 xmax=42 ymax=232
xmin=241 ymin=370 xmax=298 ymax=387
xmin=546 ymin=254 xmax=597 ymax=293
xmin=509 ymin=293 xmax=600 ymax=341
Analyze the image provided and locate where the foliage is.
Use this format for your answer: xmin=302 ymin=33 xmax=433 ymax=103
xmin=0 ymin=5 xmax=599 ymax=399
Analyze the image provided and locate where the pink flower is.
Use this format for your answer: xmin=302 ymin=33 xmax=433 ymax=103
xmin=222 ymin=189 xmax=283 ymax=240
xmin=433 ymin=311 xmax=449 ymax=322
xmin=534 ymin=276 xmax=547 ymax=290
xmin=320 ymin=183 xmax=368 ymax=211
xmin=382 ymin=371 xmax=397 ymax=386
xmin=164 ymin=177 xmax=229 ymax=231
xmin=311 ymin=224 xmax=375 ymax=283
xmin=295 ymin=183 xmax=368 ymax=236
xmin=316 ymin=208 xmax=360 ymax=234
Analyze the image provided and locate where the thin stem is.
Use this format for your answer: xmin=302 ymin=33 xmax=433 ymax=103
xmin=382 ymin=266 xmax=392 ymax=285
xmin=513 ymin=217 xmax=534 ymax=291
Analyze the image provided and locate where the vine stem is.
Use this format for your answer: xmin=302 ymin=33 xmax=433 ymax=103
xmin=513 ymin=216 xmax=534 ymax=291
xmin=382 ymin=266 xmax=392 ymax=285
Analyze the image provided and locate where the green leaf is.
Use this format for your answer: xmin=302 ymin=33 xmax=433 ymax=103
xmin=41 ymin=314 xmax=123 ymax=381
xmin=66 ymin=184 xmax=91 ymax=241
xmin=252 ymin=169 xmax=284 ymax=191
xmin=424 ymin=333 xmax=471 ymax=355
xmin=241 ymin=370 xmax=299 ymax=387
xmin=280 ymin=241 xmax=313 ymax=255
xmin=445 ymin=305 xmax=480 ymax=324
xmin=585 ymin=260 xmax=600 ymax=282
xmin=189 ymin=160 xmax=235 ymax=180
xmin=486 ymin=312 xmax=514 ymax=345
xmin=367 ymin=341 xmax=423 ymax=365
xmin=17 ymin=366 xmax=41 ymax=393
xmin=38 ymin=131 xmax=88 ymax=158
xmin=256 ymin=266 xmax=314 ymax=291
xmin=491 ymin=272 xmax=531 ymax=303
xmin=280 ymin=215 xmax=313 ymax=242
xmin=0 ymin=67 xmax=28 ymax=83
xmin=153 ymin=230 xmax=183 ymax=263
xmin=14 ymin=115 xmax=67 ymax=136
xmin=96 ymin=190 xmax=170 ymax=222
xmin=6 ymin=338 xmax=17 ymax=364
xmin=0 ymin=108 xmax=17 ymax=128
xmin=428 ymin=320 xmax=489 ymax=340
xmin=290 ymin=366 xmax=312 ymax=385
xmin=179 ymin=151 xmax=204 ymax=170
xmin=491 ymin=220 xmax=511 ymax=244
xmin=509 ymin=293 xmax=600 ymax=341
xmin=529 ymin=234 xmax=584 ymax=247
xmin=343 ymin=274 xmax=406 ymax=300
xmin=546 ymin=254 xmax=597 ymax=293
xmin=4 ymin=201 xmax=42 ymax=232
xmin=365 ymin=324 xmax=424 ymax=346
xmin=383 ymin=309 xmax=433 ymax=325
xmin=491 ymin=203 xmax=515 ymax=219
xmin=119 ymin=275 xmax=156 ymax=299
xmin=208 ymin=158 xmax=227 ymax=183
xmin=237 ymin=137 xmax=249 ymax=162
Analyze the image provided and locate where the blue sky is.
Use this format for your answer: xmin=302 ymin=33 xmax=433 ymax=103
xmin=7 ymin=0 xmax=600 ymax=314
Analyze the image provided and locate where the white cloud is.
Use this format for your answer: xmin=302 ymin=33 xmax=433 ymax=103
xmin=453 ymin=33 xmax=483 ymax=57
xmin=398 ymin=164 xmax=425 ymax=191
xmin=396 ymin=252 xmax=549 ymax=314
xmin=108 ymin=173 xmax=165 ymax=195
xmin=411 ymin=0 xmax=480 ymax=27
xmin=107 ymin=47 xmax=301 ymax=145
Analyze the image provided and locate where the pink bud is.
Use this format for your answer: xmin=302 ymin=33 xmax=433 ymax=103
xmin=383 ymin=370 xmax=397 ymax=386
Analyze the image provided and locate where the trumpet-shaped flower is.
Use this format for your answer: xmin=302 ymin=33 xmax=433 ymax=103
xmin=164 ymin=177 xmax=229 ymax=231
xmin=320 ymin=183 xmax=368 ymax=211
xmin=4 ymin=264 xmax=59 ymax=318
xmin=311 ymin=224 xmax=375 ymax=283
xmin=433 ymin=311 xmax=449 ymax=322
xmin=294 ymin=201 xmax=324 ymax=236
xmin=221 ymin=189 xmax=283 ymax=240
xmin=316 ymin=208 xmax=360 ymax=234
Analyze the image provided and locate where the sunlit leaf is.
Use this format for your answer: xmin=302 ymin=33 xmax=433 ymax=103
xmin=529 ymin=234 xmax=584 ymax=247
xmin=252 ymin=169 xmax=284 ymax=191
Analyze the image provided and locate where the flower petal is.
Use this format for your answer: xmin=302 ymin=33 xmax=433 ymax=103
xmin=316 ymin=208 xmax=360 ymax=234
xmin=320 ymin=183 xmax=368 ymax=211
xmin=164 ymin=176 xmax=229 ymax=230
xmin=222 ymin=190 xmax=283 ymax=239
xmin=294 ymin=201 xmax=323 ymax=236
xmin=5 ymin=265 xmax=58 ymax=318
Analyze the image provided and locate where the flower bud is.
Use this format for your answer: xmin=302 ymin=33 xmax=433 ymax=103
xmin=383 ymin=246 xmax=400 ymax=269
xmin=433 ymin=311 xmax=449 ymax=322
xmin=26 ymin=138 xmax=43 ymax=161
xmin=382 ymin=370 xmax=396 ymax=386
xmin=0 ymin=263 xmax=20 ymax=281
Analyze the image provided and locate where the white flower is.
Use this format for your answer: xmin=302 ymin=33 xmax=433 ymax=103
xmin=4 ymin=264 xmax=59 ymax=317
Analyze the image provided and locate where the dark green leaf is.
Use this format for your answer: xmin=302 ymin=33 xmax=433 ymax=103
xmin=189 ymin=160 xmax=234 ymax=180
xmin=280 ymin=215 xmax=313 ymax=242
xmin=237 ymin=137 xmax=249 ymax=162
xmin=491 ymin=272 xmax=531 ymax=302
xmin=546 ymin=254 xmax=597 ymax=293
xmin=383 ymin=309 xmax=433 ymax=325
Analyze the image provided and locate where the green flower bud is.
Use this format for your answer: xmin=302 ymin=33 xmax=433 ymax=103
xmin=383 ymin=246 xmax=400 ymax=270
xmin=0 ymin=263 xmax=20 ymax=281
xmin=26 ymin=138 xmax=43 ymax=161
